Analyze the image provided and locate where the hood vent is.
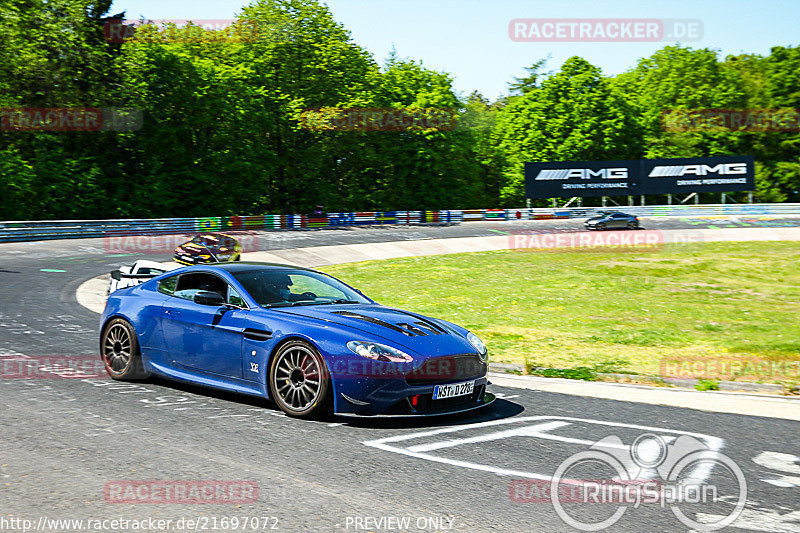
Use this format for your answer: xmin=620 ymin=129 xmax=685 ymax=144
xmin=331 ymin=311 xmax=447 ymax=337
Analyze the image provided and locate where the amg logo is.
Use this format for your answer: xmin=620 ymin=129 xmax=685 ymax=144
xmin=535 ymin=168 xmax=628 ymax=180
xmin=649 ymin=163 xmax=748 ymax=177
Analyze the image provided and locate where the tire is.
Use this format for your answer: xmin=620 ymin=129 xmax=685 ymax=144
xmin=597 ymin=222 xmax=606 ymax=230
xmin=100 ymin=318 xmax=148 ymax=380
xmin=268 ymin=340 xmax=331 ymax=419
xmin=627 ymin=221 xmax=638 ymax=229
xmin=234 ymin=254 xmax=241 ymax=261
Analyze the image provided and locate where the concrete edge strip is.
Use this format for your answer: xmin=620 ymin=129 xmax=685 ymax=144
xmin=488 ymin=373 xmax=800 ymax=422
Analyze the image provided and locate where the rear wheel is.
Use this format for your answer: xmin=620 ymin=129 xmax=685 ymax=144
xmin=268 ymin=340 xmax=330 ymax=419
xmin=100 ymin=318 xmax=148 ymax=380
xmin=627 ymin=221 xmax=638 ymax=229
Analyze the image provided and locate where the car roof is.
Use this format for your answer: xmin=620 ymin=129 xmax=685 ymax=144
xmin=188 ymin=262 xmax=320 ymax=274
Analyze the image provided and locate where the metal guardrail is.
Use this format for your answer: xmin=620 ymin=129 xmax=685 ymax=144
xmin=0 ymin=211 xmax=458 ymax=243
xmin=1 ymin=204 xmax=798 ymax=243
xmin=499 ymin=203 xmax=800 ymax=221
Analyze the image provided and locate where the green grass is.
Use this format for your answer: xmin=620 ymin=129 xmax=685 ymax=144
xmin=322 ymin=241 xmax=800 ymax=384
xmin=695 ymin=379 xmax=721 ymax=391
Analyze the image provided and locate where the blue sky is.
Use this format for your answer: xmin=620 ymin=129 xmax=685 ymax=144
xmin=108 ymin=0 xmax=797 ymax=100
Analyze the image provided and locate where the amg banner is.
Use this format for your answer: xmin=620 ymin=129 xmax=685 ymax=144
xmin=525 ymin=156 xmax=754 ymax=198
xmin=640 ymin=155 xmax=755 ymax=194
xmin=524 ymin=159 xmax=637 ymax=199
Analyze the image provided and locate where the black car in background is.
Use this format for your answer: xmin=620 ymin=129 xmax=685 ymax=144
xmin=584 ymin=211 xmax=640 ymax=230
xmin=173 ymin=233 xmax=242 ymax=265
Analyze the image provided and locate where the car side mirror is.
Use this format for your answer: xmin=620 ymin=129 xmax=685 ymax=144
xmin=110 ymin=269 xmax=122 ymax=281
xmin=194 ymin=291 xmax=225 ymax=306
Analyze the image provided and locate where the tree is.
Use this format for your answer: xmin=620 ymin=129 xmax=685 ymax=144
xmin=494 ymin=57 xmax=643 ymax=205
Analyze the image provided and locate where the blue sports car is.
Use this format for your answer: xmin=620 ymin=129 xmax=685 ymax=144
xmin=99 ymin=262 xmax=494 ymax=419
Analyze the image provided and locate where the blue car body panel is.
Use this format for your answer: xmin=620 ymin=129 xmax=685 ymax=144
xmin=100 ymin=264 xmax=492 ymax=416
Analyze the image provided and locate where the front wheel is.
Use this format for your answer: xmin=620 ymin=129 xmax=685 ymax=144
xmin=268 ymin=340 xmax=331 ymax=419
xmin=100 ymin=318 xmax=148 ymax=380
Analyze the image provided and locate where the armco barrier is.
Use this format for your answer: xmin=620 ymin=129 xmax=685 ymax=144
xmin=496 ymin=203 xmax=800 ymax=221
xmin=2 ymin=204 xmax=799 ymax=243
xmin=0 ymin=210 xmax=440 ymax=243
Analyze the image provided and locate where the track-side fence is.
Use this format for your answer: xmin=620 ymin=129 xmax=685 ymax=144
xmin=1 ymin=204 xmax=798 ymax=243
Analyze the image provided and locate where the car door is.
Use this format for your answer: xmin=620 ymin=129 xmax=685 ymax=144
xmin=610 ymin=214 xmax=625 ymax=228
xmin=161 ymin=272 xmax=247 ymax=379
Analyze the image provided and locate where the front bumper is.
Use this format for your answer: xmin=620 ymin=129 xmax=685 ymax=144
xmin=330 ymin=353 xmax=491 ymax=416
xmin=173 ymin=254 xmax=212 ymax=265
xmin=337 ymin=392 xmax=495 ymax=418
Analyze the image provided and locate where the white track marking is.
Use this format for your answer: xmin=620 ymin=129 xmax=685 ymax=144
xmin=753 ymin=452 xmax=800 ymax=488
xmin=405 ymin=421 xmax=571 ymax=453
xmin=694 ymin=507 xmax=800 ymax=532
xmin=364 ymin=416 xmax=723 ymax=484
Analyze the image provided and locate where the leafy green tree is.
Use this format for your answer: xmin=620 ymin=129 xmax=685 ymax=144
xmin=494 ymin=57 xmax=643 ymax=205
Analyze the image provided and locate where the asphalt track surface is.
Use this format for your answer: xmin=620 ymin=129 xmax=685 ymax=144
xmin=1 ymin=217 xmax=800 ymax=533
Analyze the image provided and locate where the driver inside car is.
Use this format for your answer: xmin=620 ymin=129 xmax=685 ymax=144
xmin=265 ymin=273 xmax=315 ymax=303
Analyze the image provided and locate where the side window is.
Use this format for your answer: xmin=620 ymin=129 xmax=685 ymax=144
xmin=139 ymin=267 xmax=165 ymax=276
xmin=157 ymin=275 xmax=178 ymax=295
xmin=228 ymin=286 xmax=246 ymax=307
xmin=173 ymin=273 xmax=228 ymax=301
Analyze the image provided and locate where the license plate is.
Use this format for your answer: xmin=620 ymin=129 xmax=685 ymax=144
xmin=433 ymin=380 xmax=474 ymax=400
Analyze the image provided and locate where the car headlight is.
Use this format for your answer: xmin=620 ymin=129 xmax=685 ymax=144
xmin=347 ymin=341 xmax=413 ymax=363
xmin=467 ymin=332 xmax=488 ymax=361
xmin=198 ymin=254 xmax=211 ymax=259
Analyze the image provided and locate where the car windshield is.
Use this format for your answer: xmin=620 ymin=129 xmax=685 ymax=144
xmin=191 ymin=235 xmax=218 ymax=246
xmin=231 ymin=269 xmax=370 ymax=307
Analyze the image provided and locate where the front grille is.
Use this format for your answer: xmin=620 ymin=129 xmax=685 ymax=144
xmin=405 ymin=354 xmax=486 ymax=386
